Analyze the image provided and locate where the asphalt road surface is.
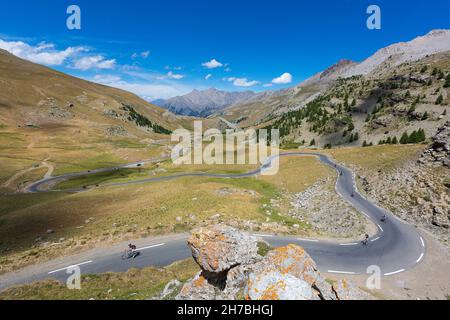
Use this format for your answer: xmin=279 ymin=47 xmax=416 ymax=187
xmin=3 ymin=152 xmax=425 ymax=290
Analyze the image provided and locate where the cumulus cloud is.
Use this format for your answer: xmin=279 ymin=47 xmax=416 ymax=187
xmin=164 ymin=65 xmax=183 ymax=70
xmin=272 ymin=72 xmax=293 ymax=84
xmin=158 ymin=71 xmax=184 ymax=80
xmin=225 ymin=77 xmax=259 ymax=87
xmin=73 ymin=55 xmax=116 ymax=71
xmin=132 ymin=51 xmax=151 ymax=59
xmin=92 ymin=74 xmax=122 ymax=84
xmin=205 ymin=74 xmax=212 ymax=80
xmin=202 ymin=58 xmax=223 ymax=69
xmin=90 ymin=74 xmax=190 ymax=100
xmin=0 ymin=39 xmax=85 ymax=66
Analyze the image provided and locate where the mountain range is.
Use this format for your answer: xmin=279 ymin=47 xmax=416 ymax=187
xmin=152 ymin=88 xmax=280 ymax=117
xmin=154 ymin=30 xmax=450 ymax=119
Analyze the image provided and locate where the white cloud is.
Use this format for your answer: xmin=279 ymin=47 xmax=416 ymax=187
xmin=141 ymin=51 xmax=151 ymax=59
xmin=132 ymin=51 xmax=151 ymax=59
xmin=90 ymin=74 xmax=191 ymax=100
xmin=205 ymin=74 xmax=212 ymax=80
xmin=0 ymin=39 xmax=85 ymax=66
xmin=272 ymin=72 xmax=293 ymax=84
xmin=263 ymin=83 xmax=273 ymax=87
xmin=92 ymin=74 xmax=122 ymax=84
xmin=158 ymin=71 xmax=184 ymax=80
xmin=202 ymin=58 xmax=223 ymax=69
xmin=73 ymin=55 xmax=116 ymax=71
xmin=164 ymin=65 xmax=183 ymax=71
xmin=225 ymin=77 xmax=259 ymax=87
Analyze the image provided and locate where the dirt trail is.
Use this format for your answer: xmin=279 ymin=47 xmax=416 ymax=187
xmin=1 ymin=158 xmax=54 ymax=191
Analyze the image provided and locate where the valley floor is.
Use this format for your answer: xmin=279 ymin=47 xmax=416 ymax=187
xmin=0 ymin=144 xmax=448 ymax=300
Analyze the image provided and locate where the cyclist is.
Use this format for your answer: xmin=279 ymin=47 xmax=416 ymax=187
xmin=128 ymin=243 xmax=137 ymax=252
xmin=381 ymin=214 xmax=387 ymax=223
xmin=362 ymin=234 xmax=369 ymax=246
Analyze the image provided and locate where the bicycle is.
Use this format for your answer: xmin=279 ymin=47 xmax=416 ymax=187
xmin=122 ymin=249 xmax=140 ymax=260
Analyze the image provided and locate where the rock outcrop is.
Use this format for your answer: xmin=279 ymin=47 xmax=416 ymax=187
xmin=176 ymin=225 xmax=372 ymax=300
xmin=419 ymin=121 xmax=450 ymax=168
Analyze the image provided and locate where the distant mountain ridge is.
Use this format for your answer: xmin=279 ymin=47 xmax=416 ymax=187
xmin=344 ymin=29 xmax=450 ymax=77
xmin=155 ymin=30 xmax=450 ymax=120
xmin=153 ymin=88 xmax=281 ymax=117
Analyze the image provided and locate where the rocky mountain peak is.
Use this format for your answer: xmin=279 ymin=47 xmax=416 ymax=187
xmin=344 ymin=29 xmax=450 ymax=77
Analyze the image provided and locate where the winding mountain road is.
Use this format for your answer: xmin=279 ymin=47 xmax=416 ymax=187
xmin=2 ymin=152 xmax=426 ymax=290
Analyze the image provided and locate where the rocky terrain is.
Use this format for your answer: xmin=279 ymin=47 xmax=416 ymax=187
xmin=344 ymin=29 xmax=450 ymax=77
xmin=289 ymin=178 xmax=373 ymax=239
xmin=218 ymin=30 xmax=450 ymax=149
xmin=176 ymin=225 xmax=372 ymax=300
xmin=353 ymin=123 xmax=450 ymax=246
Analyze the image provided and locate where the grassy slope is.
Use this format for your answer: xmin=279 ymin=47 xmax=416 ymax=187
xmin=0 ymin=155 xmax=330 ymax=273
xmin=0 ymin=259 xmax=199 ymax=300
xmin=0 ymin=49 xmax=189 ymax=189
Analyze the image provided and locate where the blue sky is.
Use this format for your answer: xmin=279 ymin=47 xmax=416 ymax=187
xmin=0 ymin=0 xmax=449 ymax=100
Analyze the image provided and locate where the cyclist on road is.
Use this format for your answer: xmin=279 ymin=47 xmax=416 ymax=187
xmin=362 ymin=234 xmax=369 ymax=246
xmin=128 ymin=243 xmax=137 ymax=253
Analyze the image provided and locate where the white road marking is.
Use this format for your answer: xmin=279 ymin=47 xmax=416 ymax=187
xmin=377 ymin=224 xmax=384 ymax=232
xmin=340 ymin=242 xmax=358 ymax=246
xmin=327 ymin=270 xmax=356 ymax=275
xmin=298 ymin=238 xmax=319 ymax=242
xmin=371 ymin=237 xmax=381 ymax=242
xmin=419 ymin=236 xmax=425 ymax=248
xmin=384 ymin=269 xmax=405 ymax=276
xmin=48 ymin=260 xmax=93 ymax=275
xmin=416 ymin=253 xmax=424 ymax=263
xmin=253 ymin=234 xmax=274 ymax=238
xmin=137 ymin=243 xmax=165 ymax=251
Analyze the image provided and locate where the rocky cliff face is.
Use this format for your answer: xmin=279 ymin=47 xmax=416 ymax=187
xmin=419 ymin=121 xmax=450 ymax=168
xmin=176 ymin=225 xmax=372 ymax=300
xmin=344 ymin=29 xmax=450 ymax=77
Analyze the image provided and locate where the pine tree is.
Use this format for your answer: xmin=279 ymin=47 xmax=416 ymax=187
xmin=386 ymin=137 xmax=392 ymax=144
xmin=408 ymin=131 xmax=419 ymax=144
xmin=354 ymin=132 xmax=359 ymax=141
xmin=421 ymin=111 xmax=429 ymax=120
xmin=435 ymin=94 xmax=443 ymax=105
xmin=310 ymin=139 xmax=316 ymax=146
xmin=444 ymin=74 xmax=450 ymax=88
xmin=392 ymin=136 xmax=398 ymax=144
xmin=417 ymin=128 xmax=426 ymax=142
xmin=400 ymin=132 xmax=409 ymax=144
xmin=362 ymin=140 xmax=368 ymax=147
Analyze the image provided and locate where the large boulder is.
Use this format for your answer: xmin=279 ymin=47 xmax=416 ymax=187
xmin=187 ymin=224 xmax=259 ymax=273
xmin=177 ymin=225 xmax=372 ymax=300
xmin=246 ymin=270 xmax=314 ymax=300
xmin=246 ymin=244 xmax=336 ymax=300
xmin=332 ymin=279 xmax=372 ymax=300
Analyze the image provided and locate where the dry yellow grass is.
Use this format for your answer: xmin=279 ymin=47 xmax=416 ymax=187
xmin=0 ymin=150 xmax=334 ymax=273
xmin=0 ymin=259 xmax=199 ymax=300
xmin=261 ymin=156 xmax=332 ymax=193
xmin=326 ymin=144 xmax=426 ymax=171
